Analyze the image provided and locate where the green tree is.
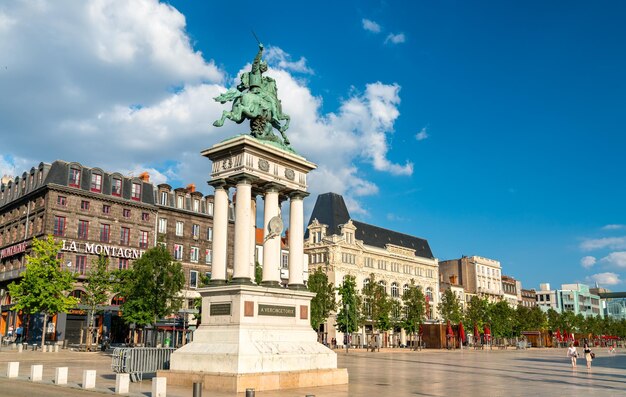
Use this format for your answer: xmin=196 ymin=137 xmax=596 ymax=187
xmin=83 ymin=254 xmax=112 ymax=351
xmin=308 ymin=267 xmax=337 ymax=333
xmin=401 ymin=280 xmax=426 ymax=350
xmin=488 ymin=301 xmax=515 ymax=338
xmin=8 ymin=236 xmax=79 ymax=349
xmin=336 ymin=275 xmax=361 ymax=348
xmin=361 ymin=274 xmax=392 ymax=335
xmin=438 ymin=289 xmax=463 ymax=324
xmin=254 ymin=261 xmax=262 ymax=284
xmin=464 ymin=295 xmax=489 ymax=330
xmin=114 ymin=245 xmax=185 ymax=334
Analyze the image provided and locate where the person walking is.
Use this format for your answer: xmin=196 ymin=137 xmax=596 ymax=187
xmin=567 ymin=343 xmax=578 ymax=368
xmin=583 ymin=343 xmax=593 ymax=369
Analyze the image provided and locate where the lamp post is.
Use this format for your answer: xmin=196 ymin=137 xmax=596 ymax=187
xmin=345 ymin=303 xmax=349 ymax=354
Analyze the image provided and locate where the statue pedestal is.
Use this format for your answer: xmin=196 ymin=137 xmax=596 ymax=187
xmin=158 ymin=285 xmax=348 ymax=392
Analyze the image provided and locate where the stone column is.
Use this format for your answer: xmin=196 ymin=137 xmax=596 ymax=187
xmin=209 ymin=181 xmax=229 ymax=285
xmin=261 ymin=184 xmax=282 ymax=287
xmin=288 ymin=191 xmax=308 ymax=289
xmin=232 ymin=176 xmax=253 ymax=284
xmin=250 ymin=194 xmax=257 ymax=283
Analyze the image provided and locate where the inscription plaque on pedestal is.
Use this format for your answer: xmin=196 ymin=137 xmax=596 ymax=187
xmin=258 ymin=304 xmax=295 ymax=317
xmin=210 ymin=303 xmax=232 ymax=316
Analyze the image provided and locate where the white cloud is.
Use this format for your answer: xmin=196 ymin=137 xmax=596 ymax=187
xmin=602 ymin=224 xmax=625 ymax=230
xmin=0 ymin=0 xmax=413 ymax=215
xmin=265 ymin=47 xmax=314 ymax=74
xmin=362 ymin=19 xmax=381 ymax=33
xmin=580 ymin=256 xmax=596 ymax=269
xmin=600 ymin=252 xmax=626 ymax=268
xmin=385 ymin=33 xmax=406 ymax=44
xmin=415 ymin=127 xmax=429 ymax=141
xmin=580 ymin=237 xmax=626 ymax=251
xmin=586 ymin=272 xmax=621 ymax=286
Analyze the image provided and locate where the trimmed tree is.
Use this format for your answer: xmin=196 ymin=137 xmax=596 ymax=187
xmin=83 ymin=254 xmax=113 ymax=351
xmin=402 ymin=279 xmax=427 ymax=350
xmin=8 ymin=236 xmax=79 ymax=349
xmin=361 ymin=273 xmax=392 ymax=345
xmin=113 ymin=244 xmax=185 ymax=344
xmin=336 ymin=275 xmax=361 ymax=349
xmin=308 ymin=267 xmax=337 ymax=335
xmin=438 ymin=289 xmax=463 ymax=324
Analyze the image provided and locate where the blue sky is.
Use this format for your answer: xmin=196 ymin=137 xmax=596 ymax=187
xmin=1 ymin=1 xmax=625 ymax=290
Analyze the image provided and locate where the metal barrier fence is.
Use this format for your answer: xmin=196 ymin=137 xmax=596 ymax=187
xmin=111 ymin=347 xmax=176 ymax=382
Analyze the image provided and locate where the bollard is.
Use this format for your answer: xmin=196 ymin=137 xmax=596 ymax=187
xmin=17 ymin=343 xmax=23 ymax=353
xmin=115 ymin=373 xmax=130 ymax=394
xmin=7 ymin=362 xmax=19 ymax=378
xmin=245 ymin=388 xmax=255 ymax=397
xmin=192 ymin=382 xmax=203 ymax=397
xmin=42 ymin=345 xmax=47 ymax=353
xmin=152 ymin=377 xmax=167 ymax=397
xmin=55 ymin=367 xmax=68 ymax=385
xmin=54 ymin=345 xmax=59 ymax=353
xmin=82 ymin=369 xmax=96 ymax=389
xmin=31 ymin=364 xmax=43 ymax=382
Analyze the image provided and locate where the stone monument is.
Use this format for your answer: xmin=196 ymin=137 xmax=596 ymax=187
xmin=159 ymin=44 xmax=348 ymax=392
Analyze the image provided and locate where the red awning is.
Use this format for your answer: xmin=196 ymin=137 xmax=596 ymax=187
xmin=458 ymin=322 xmax=466 ymax=342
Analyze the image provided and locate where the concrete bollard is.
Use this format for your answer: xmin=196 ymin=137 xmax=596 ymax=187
xmin=151 ymin=377 xmax=167 ymax=397
xmin=115 ymin=373 xmax=130 ymax=394
xmin=7 ymin=362 xmax=19 ymax=378
xmin=55 ymin=367 xmax=68 ymax=385
xmin=31 ymin=364 xmax=43 ymax=382
xmin=245 ymin=388 xmax=255 ymax=397
xmin=54 ymin=345 xmax=59 ymax=353
xmin=17 ymin=343 xmax=23 ymax=353
xmin=42 ymin=345 xmax=48 ymax=353
xmin=82 ymin=369 xmax=96 ymax=389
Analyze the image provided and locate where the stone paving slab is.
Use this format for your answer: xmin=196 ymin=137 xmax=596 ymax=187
xmin=1 ymin=346 xmax=625 ymax=396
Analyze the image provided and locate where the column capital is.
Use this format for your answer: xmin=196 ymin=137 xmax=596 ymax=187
xmin=289 ymin=190 xmax=310 ymax=200
xmin=229 ymin=173 xmax=257 ymax=185
xmin=208 ymin=179 xmax=230 ymax=190
xmin=262 ymin=182 xmax=286 ymax=194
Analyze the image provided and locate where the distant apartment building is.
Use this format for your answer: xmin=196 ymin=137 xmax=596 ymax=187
xmin=304 ymin=192 xmax=439 ymax=348
xmin=520 ymin=288 xmax=537 ymax=308
xmin=536 ymin=283 xmax=602 ymax=317
xmin=501 ymin=275 xmax=521 ymax=307
xmin=439 ymin=255 xmax=504 ymax=303
xmin=439 ymin=274 xmax=467 ymax=311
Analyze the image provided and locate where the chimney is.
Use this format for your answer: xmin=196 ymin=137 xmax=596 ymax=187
xmin=186 ymin=183 xmax=196 ymax=193
xmin=138 ymin=172 xmax=150 ymax=182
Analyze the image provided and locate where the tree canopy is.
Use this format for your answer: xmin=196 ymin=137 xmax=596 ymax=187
xmin=113 ymin=244 xmax=185 ymax=326
xmin=8 ymin=235 xmax=78 ymax=348
xmin=308 ymin=267 xmax=336 ymax=331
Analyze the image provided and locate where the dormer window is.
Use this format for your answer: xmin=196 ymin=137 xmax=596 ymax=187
xmin=69 ymin=167 xmax=81 ymax=188
xmin=177 ymin=195 xmax=184 ymax=209
xmin=193 ymin=199 xmax=199 ymax=212
xmin=112 ymin=177 xmax=122 ymax=196
xmin=161 ymin=191 xmax=168 ymax=205
xmin=131 ymin=183 xmax=141 ymax=201
xmin=90 ymin=173 xmax=102 ymax=193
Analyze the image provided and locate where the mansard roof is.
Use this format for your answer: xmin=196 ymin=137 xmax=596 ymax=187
xmin=307 ymin=192 xmax=434 ymax=259
xmin=0 ymin=160 xmax=156 ymax=208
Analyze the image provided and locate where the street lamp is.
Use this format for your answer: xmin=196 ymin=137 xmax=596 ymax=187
xmin=345 ymin=303 xmax=349 ymax=354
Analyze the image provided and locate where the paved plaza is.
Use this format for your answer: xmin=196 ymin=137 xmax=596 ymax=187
xmin=1 ymin=346 xmax=625 ymax=396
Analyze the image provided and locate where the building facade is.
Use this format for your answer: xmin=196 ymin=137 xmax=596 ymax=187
xmin=439 ymin=255 xmax=504 ymax=303
xmin=0 ymin=161 xmax=157 ymax=343
xmin=304 ymin=192 xmax=439 ymax=348
xmin=1 ymin=160 xmax=235 ymax=345
xmin=536 ymin=283 xmax=603 ymax=317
